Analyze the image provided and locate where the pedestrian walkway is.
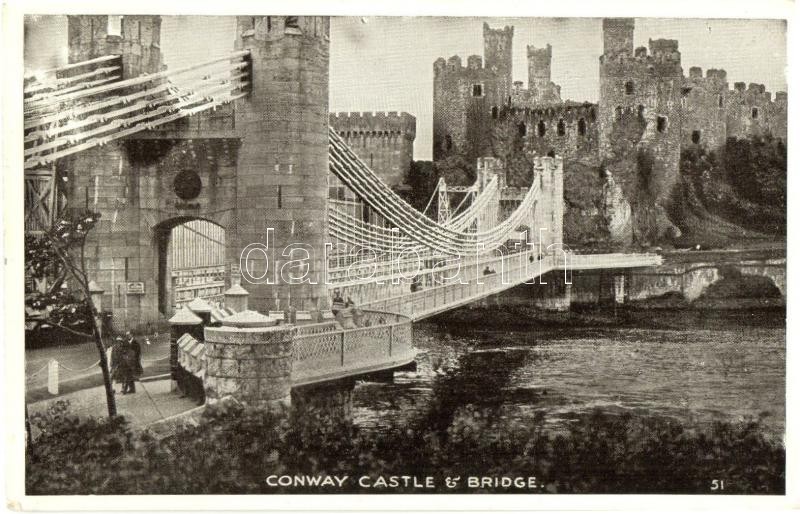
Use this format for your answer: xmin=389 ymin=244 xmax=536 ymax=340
xmin=27 ymin=379 xmax=199 ymax=430
xmin=25 ymin=335 xmax=171 ymax=402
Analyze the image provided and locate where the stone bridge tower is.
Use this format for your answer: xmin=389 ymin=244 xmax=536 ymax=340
xmin=62 ymin=15 xmax=331 ymax=329
xmin=230 ymin=16 xmax=331 ymax=315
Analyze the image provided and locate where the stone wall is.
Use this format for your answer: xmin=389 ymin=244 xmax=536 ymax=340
xmin=599 ymin=29 xmax=683 ymax=211
xmin=681 ymin=67 xmax=728 ymax=151
xmin=726 ymin=83 xmax=787 ymax=142
xmin=492 ymin=103 xmax=600 ymax=169
xmin=330 ymin=111 xmax=416 ymax=187
xmin=204 ymin=322 xmax=294 ymax=408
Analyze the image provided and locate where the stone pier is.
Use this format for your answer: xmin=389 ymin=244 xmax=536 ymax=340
xmin=203 ymin=310 xmax=294 ymax=409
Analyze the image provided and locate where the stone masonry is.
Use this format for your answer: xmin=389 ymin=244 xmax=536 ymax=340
xmin=63 ymin=16 xmax=332 ymax=330
xmin=329 ymin=111 xmax=416 ymax=188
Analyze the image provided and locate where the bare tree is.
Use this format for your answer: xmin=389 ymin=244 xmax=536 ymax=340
xmin=26 ymin=211 xmax=117 ymax=417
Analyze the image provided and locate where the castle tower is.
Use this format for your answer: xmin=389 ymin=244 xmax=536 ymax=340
xmin=483 ymin=22 xmax=514 ymax=101
xmin=67 ymin=15 xmax=162 ymax=77
xmin=527 ymin=44 xmax=552 ymax=92
xmin=329 ymin=112 xmax=416 ymax=188
xmin=681 ymin=67 xmax=728 ymax=150
xmin=599 ymin=18 xmax=683 ymax=215
xmin=526 ymin=44 xmax=562 ymax=105
xmin=602 ymin=18 xmax=634 ymax=61
xmin=230 ymin=16 xmax=331 ymax=315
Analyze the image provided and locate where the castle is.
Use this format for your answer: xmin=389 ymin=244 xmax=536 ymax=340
xmin=432 ymin=18 xmax=787 ymax=186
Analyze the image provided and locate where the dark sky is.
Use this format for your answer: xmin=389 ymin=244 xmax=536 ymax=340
xmin=25 ymin=15 xmax=787 ymax=160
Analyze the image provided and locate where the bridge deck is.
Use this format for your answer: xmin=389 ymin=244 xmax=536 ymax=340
xmin=354 ymin=251 xmax=663 ymax=321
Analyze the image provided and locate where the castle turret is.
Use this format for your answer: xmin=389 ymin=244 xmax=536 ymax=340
xmin=526 ymin=44 xmax=561 ymax=105
xmin=483 ymin=22 xmax=514 ymax=100
xmin=527 ymin=44 xmax=552 ymax=91
xmin=599 ymin=17 xmax=683 ymax=236
xmin=602 ymin=18 xmax=634 ymax=61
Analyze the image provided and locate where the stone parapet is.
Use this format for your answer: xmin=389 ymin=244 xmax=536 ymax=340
xmin=203 ymin=321 xmax=295 ymax=408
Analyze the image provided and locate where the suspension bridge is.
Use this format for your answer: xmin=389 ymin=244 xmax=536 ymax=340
xmin=24 ymin=18 xmax=661 ymax=388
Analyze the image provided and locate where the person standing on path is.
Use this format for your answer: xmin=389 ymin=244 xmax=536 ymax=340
xmin=111 ymin=336 xmax=132 ymax=394
xmin=124 ymin=331 xmax=143 ymax=394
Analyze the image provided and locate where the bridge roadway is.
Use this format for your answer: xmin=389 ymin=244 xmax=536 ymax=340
xmin=329 ymin=249 xmax=663 ymax=321
xmin=282 ymin=249 xmax=662 ymax=386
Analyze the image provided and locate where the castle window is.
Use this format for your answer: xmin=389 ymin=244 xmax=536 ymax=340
xmin=267 ymin=17 xmax=272 ymax=31
xmin=656 ymin=116 xmax=667 ymax=133
xmin=718 ymin=94 xmax=723 ymax=108
xmin=537 ymin=120 xmax=546 ymax=137
xmin=518 ymin=122 xmax=527 ymax=137
xmin=557 ymin=119 xmax=566 ymax=137
xmin=625 ymin=81 xmax=634 ymax=95
xmin=590 ymin=107 xmax=597 ymax=121
xmin=445 ymin=135 xmax=453 ymax=151
xmin=752 ymin=107 xmax=759 ymax=119
xmin=637 ymin=105 xmax=645 ymax=120
xmin=370 ymin=153 xmax=374 ymax=167
xmin=615 ymin=106 xmax=623 ymax=120
xmin=472 ymin=84 xmax=483 ymax=97
xmin=107 ymin=15 xmax=122 ymax=37
xmin=491 ymin=106 xmax=498 ymax=119
xmin=547 ymin=150 xmax=556 ymax=158
xmin=578 ymin=118 xmax=587 ymax=136
xmin=277 ymin=185 xmax=283 ymax=209
xmin=285 ymin=16 xmax=300 ymax=30
xmin=691 ymin=130 xmax=701 ymax=144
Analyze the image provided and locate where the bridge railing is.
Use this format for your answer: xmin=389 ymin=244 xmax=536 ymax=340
xmin=291 ymin=309 xmax=415 ymax=386
xmin=360 ymin=251 xmax=561 ymax=319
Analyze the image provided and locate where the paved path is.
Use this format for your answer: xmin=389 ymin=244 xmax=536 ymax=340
xmin=28 ymin=379 xmax=199 ymax=430
xmin=25 ymin=334 xmax=171 ymax=402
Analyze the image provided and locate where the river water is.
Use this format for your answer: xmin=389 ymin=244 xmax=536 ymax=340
xmin=352 ymin=309 xmax=785 ymax=440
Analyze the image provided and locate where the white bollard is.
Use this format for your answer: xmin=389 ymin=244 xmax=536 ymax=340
xmin=47 ymin=359 xmax=59 ymax=395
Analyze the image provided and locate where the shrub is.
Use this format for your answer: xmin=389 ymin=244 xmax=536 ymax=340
xmin=27 ymin=396 xmax=784 ymax=495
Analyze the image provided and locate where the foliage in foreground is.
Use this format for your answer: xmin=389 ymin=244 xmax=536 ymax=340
xmin=27 ymin=397 xmax=784 ymax=495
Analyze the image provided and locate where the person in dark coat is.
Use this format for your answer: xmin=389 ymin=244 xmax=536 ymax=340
xmin=124 ymin=331 xmax=143 ymax=393
xmin=111 ymin=337 xmax=134 ymax=394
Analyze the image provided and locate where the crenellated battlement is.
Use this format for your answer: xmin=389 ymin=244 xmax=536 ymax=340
xmin=684 ymin=67 xmax=728 ymax=92
xmin=601 ymin=39 xmax=682 ymax=76
xmin=330 ymin=111 xmax=416 ymax=137
xmin=434 ymin=54 xmax=493 ymax=75
xmin=236 ymin=16 xmax=330 ymax=42
xmin=729 ymin=82 xmax=786 ymax=106
xmin=601 ymin=50 xmax=682 ymax=69
xmin=687 ymin=67 xmax=728 ymax=83
xmin=527 ymin=44 xmax=552 ymax=60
